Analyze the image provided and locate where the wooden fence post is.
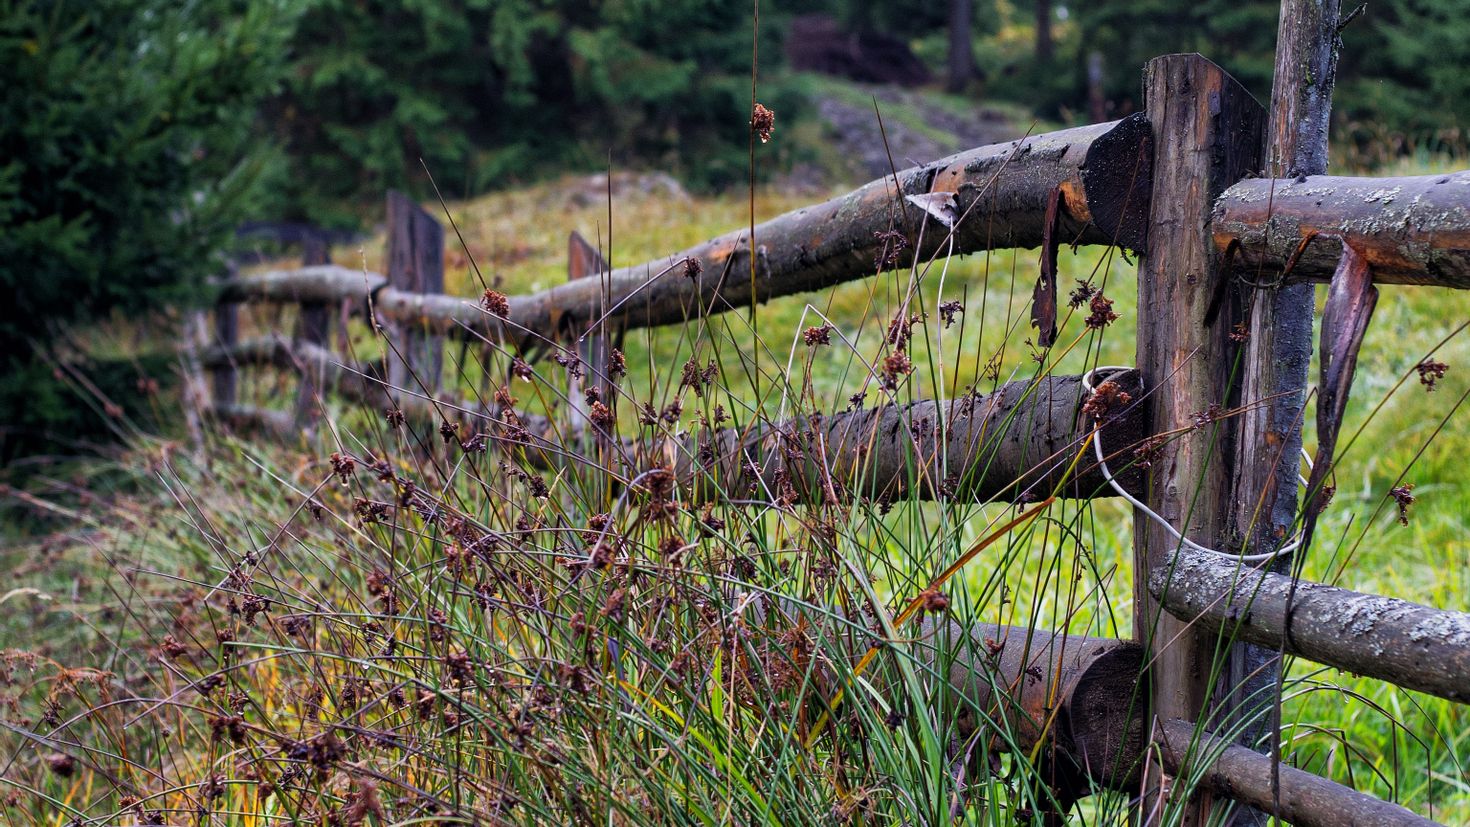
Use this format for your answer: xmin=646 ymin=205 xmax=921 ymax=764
xmin=213 ymin=262 xmax=240 ymax=410
xmin=1135 ymin=54 xmax=1265 ymax=825
xmin=293 ymin=235 xmax=332 ymax=429
xmin=1221 ymin=0 xmax=1344 ymax=807
xmin=385 ymin=190 xmax=445 ymax=403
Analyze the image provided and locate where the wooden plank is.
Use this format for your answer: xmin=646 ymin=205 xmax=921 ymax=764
xmin=1150 ymin=549 xmax=1470 ymax=704
xmin=1214 ymin=172 xmax=1470 ymax=287
xmin=384 ymin=190 xmax=446 ymax=400
xmin=1134 ymin=53 xmax=1265 ymax=825
xmin=1157 ymin=719 xmax=1444 ymax=827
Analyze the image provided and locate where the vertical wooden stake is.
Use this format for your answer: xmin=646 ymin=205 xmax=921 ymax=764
xmin=1135 ymin=53 xmax=1264 ymax=825
xmin=293 ymin=234 xmax=332 ymax=430
xmin=385 ymin=191 xmax=446 ymax=403
xmin=1222 ymin=2 xmax=1344 ymax=812
xmin=213 ymin=262 xmax=240 ymax=411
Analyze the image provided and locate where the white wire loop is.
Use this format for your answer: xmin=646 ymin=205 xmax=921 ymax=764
xmin=1081 ymin=366 xmax=1307 ymax=565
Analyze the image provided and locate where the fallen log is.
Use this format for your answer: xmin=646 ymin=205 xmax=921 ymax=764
xmin=1156 ymin=719 xmax=1442 ymax=827
xmin=1149 ymin=549 xmax=1470 ymax=703
xmin=203 ymin=338 xmax=1146 ymax=504
xmin=1213 ymin=172 xmax=1470 ymax=287
xmin=370 ymin=117 xmax=1152 ymax=347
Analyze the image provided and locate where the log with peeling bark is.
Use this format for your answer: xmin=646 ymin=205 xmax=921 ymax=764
xmin=1214 ymin=172 xmax=1470 ymax=287
xmin=1156 ymin=719 xmax=1442 ymax=827
xmin=1149 ymin=548 xmax=1470 ymax=704
xmin=202 ymin=338 xmax=1146 ymax=505
xmin=222 ymin=118 xmax=1152 ymax=348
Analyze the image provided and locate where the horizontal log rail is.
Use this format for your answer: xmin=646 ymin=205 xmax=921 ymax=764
xmin=1214 ymin=172 xmax=1470 ymax=287
xmin=219 ymin=117 xmax=1152 ymax=347
xmin=1149 ymin=548 xmax=1470 ymax=703
xmin=1156 ymin=719 xmax=1440 ymax=827
xmin=217 ymin=264 xmax=385 ymax=304
xmin=203 ymin=338 xmax=1145 ymax=505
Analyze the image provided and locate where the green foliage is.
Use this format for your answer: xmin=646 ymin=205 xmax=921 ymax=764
xmin=1338 ymin=0 xmax=1470 ymax=153
xmin=0 ymin=0 xmax=296 ymax=459
xmin=271 ymin=0 xmax=795 ymax=219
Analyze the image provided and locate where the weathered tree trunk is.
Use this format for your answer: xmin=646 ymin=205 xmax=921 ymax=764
xmin=1214 ymin=172 xmax=1470 ymax=287
xmin=1135 ymin=54 xmax=1265 ymax=826
xmin=367 ymin=118 xmax=1153 ymax=349
xmin=1220 ymin=1 xmax=1340 ymax=810
xmin=1150 ymin=549 xmax=1470 ymax=704
xmin=216 ymin=264 xmax=384 ymax=305
xmin=946 ymin=0 xmax=974 ymax=92
xmin=758 ymin=601 xmax=1145 ymax=815
xmin=1156 ymin=719 xmax=1443 ymax=827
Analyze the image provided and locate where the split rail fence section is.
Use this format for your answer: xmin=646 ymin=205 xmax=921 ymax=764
xmin=204 ymin=7 xmax=1470 ymax=826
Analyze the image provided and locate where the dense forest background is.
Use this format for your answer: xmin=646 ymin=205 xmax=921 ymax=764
xmin=2 ymin=0 xmax=1468 ymax=457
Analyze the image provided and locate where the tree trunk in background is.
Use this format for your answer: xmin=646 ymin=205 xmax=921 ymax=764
xmin=947 ymin=0 xmax=973 ymax=92
xmin=1035 ymin=0 xmax=1054 ymax=61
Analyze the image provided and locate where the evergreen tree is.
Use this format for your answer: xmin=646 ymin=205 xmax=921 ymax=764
xmin=0 ymin=0 xmax=297 ymax=458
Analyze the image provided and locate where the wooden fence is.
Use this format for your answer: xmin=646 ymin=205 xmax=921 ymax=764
xmin=200 ymin=2 xmax=1470 ymax=824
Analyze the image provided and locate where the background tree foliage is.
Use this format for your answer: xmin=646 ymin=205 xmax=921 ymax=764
xmin=0 ymin=0 xmax=296 ymax=458
xmin=268 ymin=0 xmax=795 ymax=224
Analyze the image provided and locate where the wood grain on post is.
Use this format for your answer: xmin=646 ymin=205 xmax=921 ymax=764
xmin=371 ymin=118 xmax=1153 ymax=349
xmin=384 ymin=191 xmax=446 ymax=401
xmin=1221 ymin=0 xmax=1341 ymax=792
xmin=1214 ymin=172 xmax=1470 ymax=287
xmin=1156 ymin=719 xmax=1443 ymax=827
xmin=293 ymin=235 xmax=332 ymax=429
xmin=1135 ymin=54 xmax=1265 ymax=825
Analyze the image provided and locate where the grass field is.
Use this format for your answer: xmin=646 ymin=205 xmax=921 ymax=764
xmin=3 ymin=151 xmax=1468 ymax=824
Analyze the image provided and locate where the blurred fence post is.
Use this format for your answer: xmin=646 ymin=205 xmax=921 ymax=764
xmin=385 ymin=190 xmax=445 ymax=404
xmin=292 ymin=234 xmax=332 ymax=429
xmin=213 ymin=262 xmax=240 ymax=410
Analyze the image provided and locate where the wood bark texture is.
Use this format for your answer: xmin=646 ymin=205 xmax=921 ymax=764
xmin=1157 ymin=719 xmax=1443 ymax=827
xmin=1150 ymin=549 xmax=1470 ymax=704
xmin=1214 ymin=172 xmax=1470 ymax=287
xmin=1220 ymin=0 xmax=1339 ymax=796
xmin=1135 ymin=53 xmax=1265 ymax=825
xmin=366 ymin=118 xmax=1152 ymax=348
xmin=202 ymin=337 xmax=1144 ymax=506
